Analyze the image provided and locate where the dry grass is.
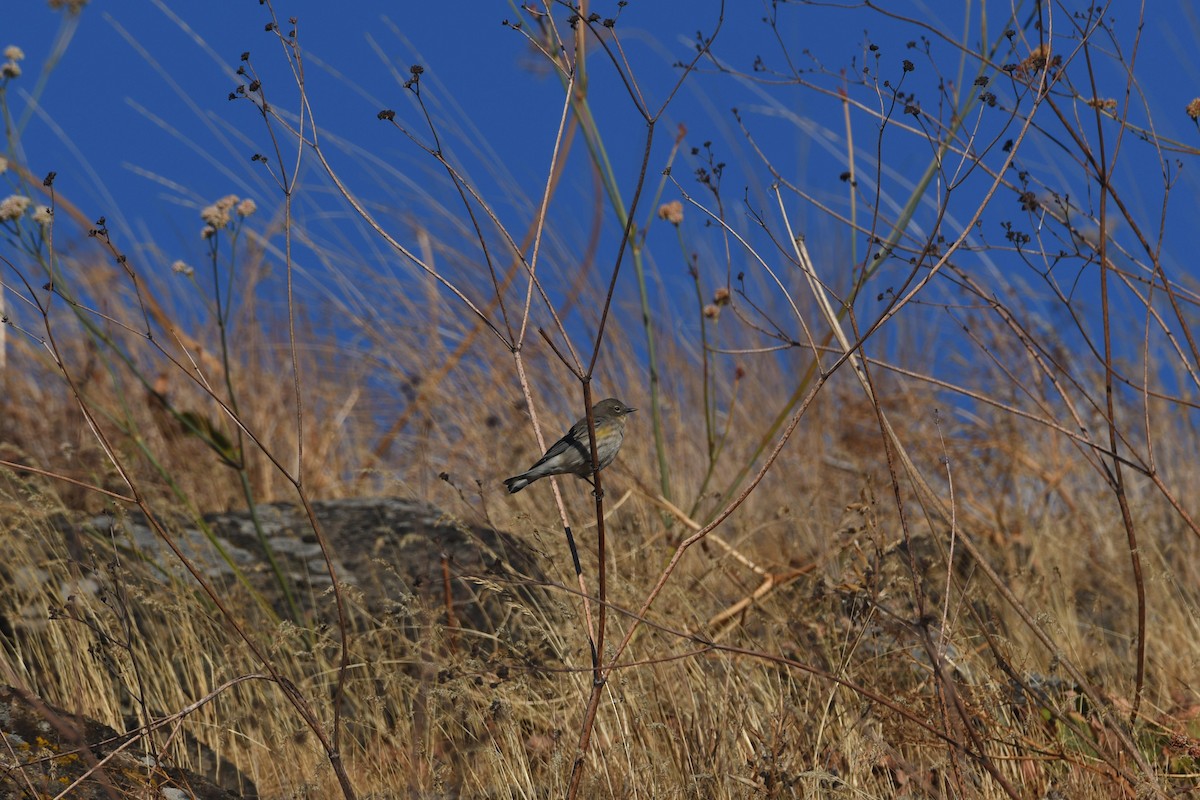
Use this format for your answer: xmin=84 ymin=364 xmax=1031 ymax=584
xmin=3 ymin=2 xmax=1200 ymax=798
xmin=3 ymin=333 xmax=1200 ymax=798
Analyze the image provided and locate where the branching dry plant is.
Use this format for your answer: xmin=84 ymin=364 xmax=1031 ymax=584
xmin=2 ymin=0 xmax=1200 ymax=798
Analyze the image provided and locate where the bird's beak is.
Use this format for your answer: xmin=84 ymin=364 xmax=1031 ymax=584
xmin=628 ymin=407 xmax=638 ymax=413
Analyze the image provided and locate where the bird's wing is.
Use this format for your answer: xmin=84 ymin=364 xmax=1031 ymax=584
xmin=532 ymin=426 xmax=589 ymax=468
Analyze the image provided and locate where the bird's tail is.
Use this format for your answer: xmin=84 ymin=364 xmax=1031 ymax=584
xmin=504 ymin=474 xmax=532 ymax=493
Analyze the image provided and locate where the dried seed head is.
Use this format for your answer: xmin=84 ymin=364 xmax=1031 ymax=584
xmin=657 ymin=200 xmax=684 ymax=225
xmin=48 ymin=0 xmax=90 ymax=13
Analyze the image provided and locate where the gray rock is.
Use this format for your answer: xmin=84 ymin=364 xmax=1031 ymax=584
xmin=0 ymin=683 xmax=254 ymax=799
xmin=85 ymin=497 xmax=552 ymax=649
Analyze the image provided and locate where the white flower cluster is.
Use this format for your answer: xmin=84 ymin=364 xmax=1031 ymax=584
xmin=0 ymin=194 xmax=51 ymax=225
xmin=0 ymin=195 xmax=31 ymax=222
xmin=2 ymin=44 xmax=23 ymax=79
xmin=200 ymin=193 xmax=256 ymax=239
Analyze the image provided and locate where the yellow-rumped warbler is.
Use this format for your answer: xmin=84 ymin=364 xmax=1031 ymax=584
xmin=504 ymin=398 xmax=636 ymax=493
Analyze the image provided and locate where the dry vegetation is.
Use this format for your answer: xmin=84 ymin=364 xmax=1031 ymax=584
xmin=3 ymin=1 xmax=1200 ymax=798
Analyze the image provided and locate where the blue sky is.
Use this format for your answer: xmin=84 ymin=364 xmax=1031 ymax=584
xmin=5 ymin=1 xmax=1200 ymax=402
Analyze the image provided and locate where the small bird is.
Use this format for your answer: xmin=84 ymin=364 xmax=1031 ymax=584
xmin=504 ymin=398 xmax=636 ymax=494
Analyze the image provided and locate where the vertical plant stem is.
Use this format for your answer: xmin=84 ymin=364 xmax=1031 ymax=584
xmin=567 ymin=87 xmax=673 ymax=504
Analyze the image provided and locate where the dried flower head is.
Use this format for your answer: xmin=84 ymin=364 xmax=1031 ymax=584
xmin=3 ymin=46 xmax=24 ymax=62
xmin=713 ymin=286 xmax=731 ymax=306
xmin=32 ymin=206 xmax=53 ymax=226
xmin=703 ymin=304 xmax=720 ymax=320
xmin=171 ymin=260 xmax=194 ymax=277
xmin=48 ymin=0 xmax=90 ymax=14
xmin=1 ymin=61 xmax=21 ymax=79
xmin=236 ymin=198 xmax=257 ymax=217
xmin=201 ymin=225 xmax=216 ymax=240
xmin=199 ymin=205 xmax=224 ymax=228
xmin=200 ymin=194 xmax=240 ymax=230
xmin=0 ymin=195 xmax=31 ymax=221
xmin=1187 ymin=98 xmax=1200 ymax=121
xmin=1016 ymin=43 xmax=1060 ymax=76
xmin=657 ymin=200 xmax=684 ymax=225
